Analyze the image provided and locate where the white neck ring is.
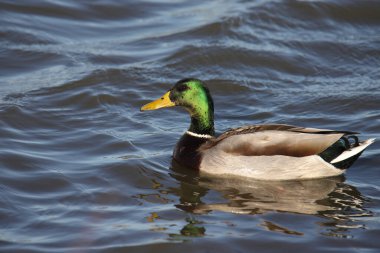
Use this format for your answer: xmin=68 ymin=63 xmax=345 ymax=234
xmin=186 ymin=131 xmax=213 ymax=139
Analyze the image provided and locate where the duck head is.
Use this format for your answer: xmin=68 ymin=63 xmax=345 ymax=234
xmin=141 ymin=78 xmax=215 ymax=136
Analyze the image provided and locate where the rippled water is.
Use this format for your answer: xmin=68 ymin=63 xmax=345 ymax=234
xmin=1 ymin=0 xmax=380 ymax=252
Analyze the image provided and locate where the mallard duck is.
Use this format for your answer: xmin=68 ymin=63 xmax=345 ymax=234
xmin=141 ymin=78 xmax=374 ymax=180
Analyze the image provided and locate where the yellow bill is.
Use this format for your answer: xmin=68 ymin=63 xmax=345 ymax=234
xmin=140 ymin=91 xmax=175 ymax=111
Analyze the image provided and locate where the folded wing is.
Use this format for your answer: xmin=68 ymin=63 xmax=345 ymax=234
xmin=203 ymin=124 xmax=353 ymax=157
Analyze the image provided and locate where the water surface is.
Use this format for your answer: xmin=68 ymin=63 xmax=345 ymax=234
xmin=1 ymin=0 xmax=379 ymax=252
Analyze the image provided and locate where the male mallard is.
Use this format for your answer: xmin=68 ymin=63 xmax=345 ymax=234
xmin=141 ymin=78 xmax=374 ymax=180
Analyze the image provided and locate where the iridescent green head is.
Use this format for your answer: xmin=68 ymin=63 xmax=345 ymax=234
xmin=141 ymin=78 xmax=215 ymax=135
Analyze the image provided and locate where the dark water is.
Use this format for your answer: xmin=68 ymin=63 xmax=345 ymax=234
xmin=1 ymin=0 xmax=380 ymax=252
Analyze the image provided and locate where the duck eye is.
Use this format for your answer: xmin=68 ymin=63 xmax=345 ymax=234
xmin=177 ymin=85 xmax=189 ymax=92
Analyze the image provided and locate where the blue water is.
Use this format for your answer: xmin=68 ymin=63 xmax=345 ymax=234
xmin=1 ymin=1 xmax=379 ymax=252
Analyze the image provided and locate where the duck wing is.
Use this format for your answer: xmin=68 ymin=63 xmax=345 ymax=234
xmin=200 ymin=124 xmax=356 ymax=157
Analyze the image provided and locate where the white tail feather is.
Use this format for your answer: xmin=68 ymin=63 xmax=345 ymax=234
xmin=331 ymin=138 xmax=375 ymax=164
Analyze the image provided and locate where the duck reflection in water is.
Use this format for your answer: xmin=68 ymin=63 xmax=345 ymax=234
xmin=170 ymin=159 xmax=371 ymax=237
